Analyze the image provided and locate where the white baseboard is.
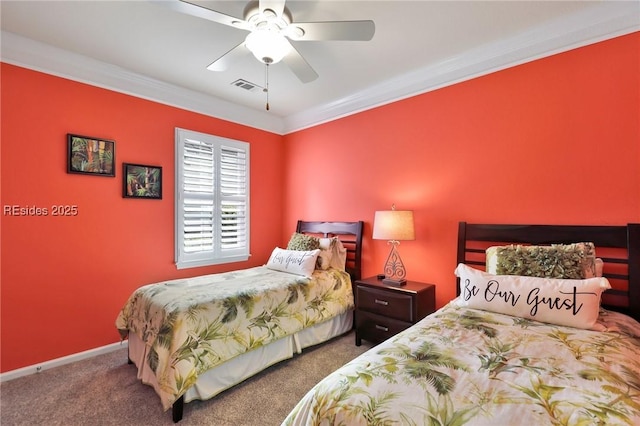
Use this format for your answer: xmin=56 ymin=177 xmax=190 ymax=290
xmin=0 ymin=340 xmax=129 ymax=383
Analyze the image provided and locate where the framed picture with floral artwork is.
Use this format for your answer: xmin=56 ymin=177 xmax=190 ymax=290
xmin=67 ymin=134 xmax=115 ymax=176
xmin=123 ymin=163 xmax=162 ymax=199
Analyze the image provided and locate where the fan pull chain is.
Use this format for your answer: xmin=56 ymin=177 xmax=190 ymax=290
xmin=264 ymin=63 xmax=270 ymax=111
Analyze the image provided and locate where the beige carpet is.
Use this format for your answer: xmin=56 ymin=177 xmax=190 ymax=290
xmin=0 ymin=331 xmax=372 ymax=426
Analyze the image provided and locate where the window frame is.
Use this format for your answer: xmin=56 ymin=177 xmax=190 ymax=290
xmin=175 ymin=128 xmax=250 ymax=269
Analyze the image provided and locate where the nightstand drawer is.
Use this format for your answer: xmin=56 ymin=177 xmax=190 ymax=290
xmin=355 ymin=310 xmax=412 ymax=343
xmin=357 ymin=285 xmax=413 ymax=322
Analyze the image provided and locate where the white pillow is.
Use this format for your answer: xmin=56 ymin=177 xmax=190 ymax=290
xmin=454 ymin=263 xmax=611 ymax=329
xmin=315 ymin=237 xmax=347 ymax=271
xmin=266 ymin=248 xmax=320 ymax=277
xmin=318 ymin=237 xmax=335 ymax=250
xmin=315 ymin=237 xmax=336 ymax=270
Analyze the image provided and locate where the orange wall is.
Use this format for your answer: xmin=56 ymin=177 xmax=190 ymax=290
xmin=1 ymin=64 xmax=285 ymax=372
xmin=1 ymin=32 xmax=638 ymax=373
xmin=283 ymin=32 xmax=640 ymax=307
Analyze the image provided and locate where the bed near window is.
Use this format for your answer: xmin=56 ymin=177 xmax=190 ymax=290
xmin=116 ymin=220 xmax=363 ymax=422
xmin=283 ymin=222 xmax=640 ymax=426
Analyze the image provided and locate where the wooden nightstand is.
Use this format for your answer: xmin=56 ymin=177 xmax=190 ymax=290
xmin=354 ymin=277 xmax=436 ymax=346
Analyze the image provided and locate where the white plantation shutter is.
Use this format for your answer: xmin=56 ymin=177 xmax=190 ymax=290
xmin=175 ymin=128 xmax=249 ymax=269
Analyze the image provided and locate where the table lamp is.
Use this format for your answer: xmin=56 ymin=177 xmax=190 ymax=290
xmin=372 ymin=205 xmax=415 ymax=286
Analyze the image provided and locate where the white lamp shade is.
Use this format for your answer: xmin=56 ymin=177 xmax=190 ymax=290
xmin=245 ymin=29 xmax=290 ymax=64
xmin=372 ymin=210 xmax=415 ymax=241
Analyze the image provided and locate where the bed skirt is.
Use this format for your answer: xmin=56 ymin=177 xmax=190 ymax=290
xmin=127 ymin=310 xmax=353 ymax=407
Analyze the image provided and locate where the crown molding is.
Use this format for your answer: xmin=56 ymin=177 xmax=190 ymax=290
xmin=282 ymin=1 xmax=640 ymax=133
xmin=2 ymin=2 xmax=638 ymax=136
xmin=0 ymin=31 xmax=284 ymax=134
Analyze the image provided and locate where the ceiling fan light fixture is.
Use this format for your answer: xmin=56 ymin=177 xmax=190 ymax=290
xmin=245 ymin=29 xmax=290 ymax=64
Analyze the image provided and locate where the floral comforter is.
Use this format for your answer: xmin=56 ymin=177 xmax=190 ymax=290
xmin=115 ymin=266 xmax=353 ymax=410
xmin=284 ymin=302 xmax=640 ymax=426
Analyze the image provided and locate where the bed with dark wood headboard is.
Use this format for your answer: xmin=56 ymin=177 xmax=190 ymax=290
xmin=118 ymin=220 xmax=364 ymax=422
xmin=296 ymin=220 xmax=364 ymax=282
xmin=283 ymin=222 xmax=640 ymax=425
xmin=456 ymin=222 xmax=640 ymax=321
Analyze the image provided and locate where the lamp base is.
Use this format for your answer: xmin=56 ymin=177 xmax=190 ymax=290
xmin=382 ymin=277 xmax=407 ymax=286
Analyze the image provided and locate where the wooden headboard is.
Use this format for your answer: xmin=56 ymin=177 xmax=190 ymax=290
xmin=456 ymin=222 xmax=640 ymax=322
xmin=296 ymin=220 xmax=364 ymax=282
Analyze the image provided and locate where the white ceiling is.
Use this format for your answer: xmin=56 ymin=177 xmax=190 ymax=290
xmin=1 ymin=1 xmax=638 ymax=134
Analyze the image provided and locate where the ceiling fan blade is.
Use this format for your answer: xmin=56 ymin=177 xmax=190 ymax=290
xmin=206 ymin=42 xmax=250 ymax=72
xmin=155 ymin=0 xmax=250 ymax=30
xmin=282 ymin=43 xmax=318 ymax=83
xmin=259 ymin=0 xmax=286 ymax=17
xmin=291 ymin=20 xmax=375 ymax=41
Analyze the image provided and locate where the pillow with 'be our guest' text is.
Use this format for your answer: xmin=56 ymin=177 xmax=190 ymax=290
xmin=454 ymin=263 xmax=610 ymax=329
xmin=266 ymin=248 xmax=320 ymax=277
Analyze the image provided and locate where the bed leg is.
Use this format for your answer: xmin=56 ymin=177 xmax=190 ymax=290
xmin=172 ymin=395 xmax=184 ymax=423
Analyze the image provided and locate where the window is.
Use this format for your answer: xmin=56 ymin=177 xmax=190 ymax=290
xmin=175 ymin=128 xmax=250 ymax=269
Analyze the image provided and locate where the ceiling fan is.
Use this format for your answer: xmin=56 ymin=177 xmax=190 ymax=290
xmin=158 ymin=0 xmax=376 ymax=83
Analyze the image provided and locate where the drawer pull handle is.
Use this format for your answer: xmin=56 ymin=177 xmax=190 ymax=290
xmin=375 ymin=325 xmax=389 ymax=332
xmin=374 ymin=299 xmax=389 ymax=306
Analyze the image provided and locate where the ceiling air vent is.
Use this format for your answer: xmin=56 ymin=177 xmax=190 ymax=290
xmin=231 ymin=79 xmax=263 ymax=93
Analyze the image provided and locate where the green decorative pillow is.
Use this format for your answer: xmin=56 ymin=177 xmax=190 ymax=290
xmin=286 ymin=232 xmax=320 ymax=251
xmin=486 ymin=242 xmax=597 ymax=279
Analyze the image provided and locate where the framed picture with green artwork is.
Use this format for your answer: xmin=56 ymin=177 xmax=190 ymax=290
xmin=67 ymin=134 xmax=115 ymax=176
xmin=123 ymin=163 xmax=162 ymax=199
